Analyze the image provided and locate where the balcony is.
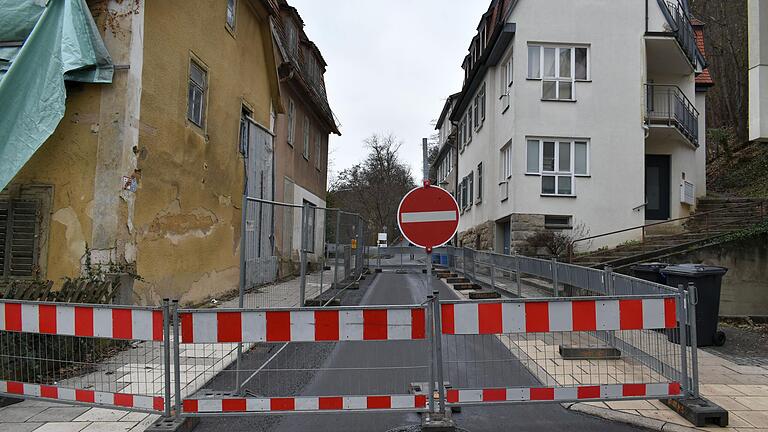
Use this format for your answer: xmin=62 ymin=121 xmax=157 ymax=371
xmin=646 ymin=0 xmax=699 ymax=75
xmin=645 ymin=84 xmax=699 ymax=147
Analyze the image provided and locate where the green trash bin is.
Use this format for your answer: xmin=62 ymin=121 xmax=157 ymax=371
xmin=661 ymin=264 xmax=728 ymax=347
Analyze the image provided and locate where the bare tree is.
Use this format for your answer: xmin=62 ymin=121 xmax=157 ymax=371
xmin=328 ymin=134 xmax=416 ymax=241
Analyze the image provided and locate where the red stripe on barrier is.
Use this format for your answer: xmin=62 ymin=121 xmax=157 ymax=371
xmin=619 ymin=300 xmax=644 ymax=330
xmin=315 ymin=310 xmax=340 ymax=341
xmin=367 ymin=396 xmax=391 ymax=409
xmin=669 ymin=382 xmax=681 ymax=395
xmin=114 ymin=393 xmax=133 ymax=408
xmin=415 ymin=394 xmax=427 ymax=408
xmin=222 ymin=398 xmax=246 ymax=412
xmin=577 ymin=386 xmax=601 ymax=399
xmin=319 ymin=396 xmax=343 ymax=410
xmin=6 ymin=381 xmax=23 ymax=395
xmin=75 ymin=307 xmax=94 ymax=337
xmin=622 ymin=383 xmax=646 ymax=397
xmin=5 ymin=303 xmax=21 ymax=332
xmin=482 ymin=388 xmax=506 ymax=402
xmin=572 ymin=301 xmax=597 ymax=331
xmin=266 ymin=311 xmax=291 ymax=342
xmin=411 ymin=308 xmax=425 ymax=339
xmin=113 ymin=309 xmax=133 ymax=340
xmin=441 ymin=304 xmax=455 ymax=335
xmin=76 ymin=389 xmax=95 ymax=403
xmin=40 ymin=385 xmax=58 ymax=399
xmin=39 ymin=305 xmax=57 ymax=335
xmin=530 ymin=388 xmax=554 ymax=401
xmin=446 ymin=389 xmax=459 ymax=403
xmin=478 ymin=303 xmax=502 ymax=335
xmin=180 ymin=313 xmax=193 ymax=343
xmin=152 ymin=311 xmax=164 ymax=341
xmin=664 ymin=298 xmax=677 ymax=329
xmin=154 ymin=396 xmax=165 ymax=411
xmin=525 ymin=302 xmax=549 ymax=333
xmin=363 ymin=309 xmax=388 ymax=340
xmin=183 ymin=399 xmax=199 ymax=413
xmin=270 ymin=397 xmax=295 ymax=411
xmin=217 ymin=312 xmax=242 ymax=343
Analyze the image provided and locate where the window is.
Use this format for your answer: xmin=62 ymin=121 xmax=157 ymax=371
xmin=473 ymin=95 xmax=480 ymax=129
xmin=501 ymin=142 xmax=513 ymax=179
xmin=226 ymin=0 xmax=236 ymax=30
xmin=303 ymin=200 xmax=316 ymax=252
xmin=468 ymin=171 xmax=474 ymax=204
xmin=458 ymin=119 xmax=464 ymax=148
xmin=239 ymin=106 xmax=252 ymax=157
xmin=526 ymin=138 xmax=589 ymax=196
xmin=187 ymin=60 xmax=207 ymax=127
xmin=0 ymin=198 xmax=40 ymax=278
xmin=528 ymin=45 xmax=589 ymax=100
xmin=303 ymin=116 xmax=310 ymax=159
xmin=466 ymin=110 xmax=472 ymax=142
xmin=476 ymin=162 xmax=483 ymax=203
xmin=315 ymin=133 xmax=322 ymax=169
xmin=287 ymin=99 xmax=296 ymax=146
xmin=460 ymin=177 xmax=468 ymax=209
xmin=545 ymin=215 xmax=573 ymax=229
xmin=479 ymin=83 xmax=486 ymax=122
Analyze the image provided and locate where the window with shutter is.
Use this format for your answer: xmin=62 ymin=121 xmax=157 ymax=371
xmin=1 ymin=199 xmax=40 ymax=278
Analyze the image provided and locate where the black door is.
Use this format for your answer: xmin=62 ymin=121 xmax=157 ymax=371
xmin=645 ymin=155 xmax=671 ymax=220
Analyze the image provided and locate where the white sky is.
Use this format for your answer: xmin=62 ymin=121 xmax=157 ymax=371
xmin=288 ymin=0 xmax=490 ymax=184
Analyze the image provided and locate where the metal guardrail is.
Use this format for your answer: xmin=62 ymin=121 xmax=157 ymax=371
xmin=646 ymin=83 xmax=699 ymax=146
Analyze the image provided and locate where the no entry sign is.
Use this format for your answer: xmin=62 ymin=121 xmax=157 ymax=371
xmin=397 ymin=184 xmax=460 ymax=250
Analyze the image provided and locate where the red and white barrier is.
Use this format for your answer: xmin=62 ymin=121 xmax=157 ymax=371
xmin=441 ymin=298 xmax=677 ymax=335
xmin=0 ymin=301 xmax=164 ymax=341
xmin=446 ymin=382 xmax=681 ymax=404
xmin=180 ymin=307 xmax=426 ymax=343
xmin=0 ymin=380 xmax=165 ymax=412
xmin=183 ymin=394 xmax=428 ymax=414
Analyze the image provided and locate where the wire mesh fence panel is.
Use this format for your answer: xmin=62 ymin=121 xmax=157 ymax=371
xmin=0 ymin=300 xmax=170 ymax=414
xmin=177 ymin=305 xmax=432 ymax=415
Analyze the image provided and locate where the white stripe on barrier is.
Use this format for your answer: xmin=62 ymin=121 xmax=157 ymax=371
xmin=453 ymin=303 xmax=479 ymax=335
xmin=445 ymin=383 xmax=682 ymax=404
xmin=502 ymin=303 xmax=525 ymax=333
xmin=57 ymin=306 xmax=75 ymax=336
xmin=340 ymin=310 xmax=364 ymax=341
xmin=0 ymin=380 xmax=165 ymax=412
xmin=596 ymin=300 xmax=620 ymax=331
xmin=93 ymin=308 xmax=112 ymax=339
xmin=548 ymin=301 xmax=572 ymax=332
xmin=183 ymin=394 xmax=429 ymax=413
xmin=642 ymin=298 xmax=665 ymax=329
xmin=21 ymin=304 xmax=39 ymax=333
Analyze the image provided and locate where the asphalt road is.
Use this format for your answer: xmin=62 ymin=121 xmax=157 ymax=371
xmin=193 ymin=271 xmax=646 ymax=432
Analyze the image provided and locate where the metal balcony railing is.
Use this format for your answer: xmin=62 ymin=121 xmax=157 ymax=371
xmin=661 ymin=0 xmax=698 ymax=67
xmin=645 ymin=84 xmax=699 ymax=146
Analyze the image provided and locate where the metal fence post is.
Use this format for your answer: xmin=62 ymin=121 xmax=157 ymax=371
xmin=162 ymin=299 xmax=172 ymax=418
xmin=333 ymin=210 xmax=341 ymax=288
xmin=677 ymin=284 xmax=690 ymax=396
xmin=490 ymin=263 xmax=495 ymax=290
xmin=551 ymin=258 xmax=559 ymax=297
xmin=514 ymin=252 xmax=522 ymax=297
xmin=357 ymin=218 xmax=364 ymax=277
xmin=299 ymin=203 xmax=308 ymax=307
xmin=172 ymin=300 xmax=182 ymax=418
xmin=432 ymin=290 xmax=446 ymax=415
xmin=604 ymin=265 xmax=614 ymax=295
xmin=687 ymin=282 xmax=700 ymax=398
xmin=426 ymin=295 xmax=435 ymax=414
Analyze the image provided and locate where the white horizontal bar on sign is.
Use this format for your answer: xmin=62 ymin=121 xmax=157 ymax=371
xmin=401 ymin=211 xmax=457 ymax=223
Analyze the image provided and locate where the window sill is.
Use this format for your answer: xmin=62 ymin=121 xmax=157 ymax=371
xmin=541 ymin=98 xmax=577 ymax=103
xmin=540 ymin=194 xmax=577 ymax=198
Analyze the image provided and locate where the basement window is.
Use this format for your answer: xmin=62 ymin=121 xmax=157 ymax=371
xmin=544 ymin=215 xmax=573 ymax=230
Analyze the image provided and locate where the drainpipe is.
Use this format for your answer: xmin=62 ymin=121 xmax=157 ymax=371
xmin=451 ymin=120 xmax=459 ymax=246
xmin=645 ymin=0 xmax=649 ymax=34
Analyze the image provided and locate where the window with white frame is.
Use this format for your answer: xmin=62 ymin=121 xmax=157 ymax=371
xmin=302 ymin=116 xmax=310 ymax=159
xmin=466 ymin=110 xmax=472 ymax=143
xmin=526 ymin=138 xmax=589 ymax=196
xmin=315 ymin=133 xmax=322 ymax=169
xmin=287 ymin=99 xmax=296 ymax=146
xmin=528 ymin=45 xmax=589 ymax=100
xmin=226 ymin=0 xmax=236 ymax=30
xmin=476 ymin=162 xmax=483 ymax=203
xmin=468 ymin=171 xmax=474 ymax=204
xmin=187 ymin=60 xmax=207 ymax=127
xmin=500 ymin=142 xmax=513 ymax=179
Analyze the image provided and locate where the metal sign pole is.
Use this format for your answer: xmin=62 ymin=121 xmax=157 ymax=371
xmin=432 ymin=287 xmax=447 ymax=415
xmin=333 ymin=210 xmax=341 ymax=288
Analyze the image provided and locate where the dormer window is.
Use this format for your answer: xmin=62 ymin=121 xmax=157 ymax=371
xmin=286 ymin=21 xmax=298 ymax=56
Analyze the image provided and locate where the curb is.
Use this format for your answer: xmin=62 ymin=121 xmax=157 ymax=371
xmin=563 ymin=402 xmax=698 ymax=431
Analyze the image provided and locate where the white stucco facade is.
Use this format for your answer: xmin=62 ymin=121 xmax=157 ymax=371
xmin=749 ymin=0 xmax=768 ymax=142
xmin=449 ymin=0 xmax=708 ymax=252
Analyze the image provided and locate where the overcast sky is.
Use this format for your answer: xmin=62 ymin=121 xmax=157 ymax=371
xmin=288 ymin=0 xmax=490 ymax=184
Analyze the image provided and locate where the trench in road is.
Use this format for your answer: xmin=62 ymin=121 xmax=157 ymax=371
xmin=192 ymin=272 xmax=647 ymax=432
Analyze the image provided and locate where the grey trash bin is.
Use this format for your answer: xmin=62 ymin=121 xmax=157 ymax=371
xmin=630 ymin=262 xmax=669 ymax=284
xmin=661 ymin=264 xmax=728 ymax=347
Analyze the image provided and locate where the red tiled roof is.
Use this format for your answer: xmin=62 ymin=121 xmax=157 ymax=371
xmin=692 ymin=19 xmax=714 ymax=86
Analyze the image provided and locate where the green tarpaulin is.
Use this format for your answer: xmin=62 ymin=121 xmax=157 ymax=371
xmin=0 ymin=0 xmax=113 ymax=191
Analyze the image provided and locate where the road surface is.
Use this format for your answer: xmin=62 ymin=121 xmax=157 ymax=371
xmin=193 ymin=271 xmax=646 ymax=432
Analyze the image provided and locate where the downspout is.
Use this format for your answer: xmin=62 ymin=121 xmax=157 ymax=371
xmin=645 ymin=0 xmax=649 ymax=33
xmin=451 ymin=120 xmax=459 ymax=246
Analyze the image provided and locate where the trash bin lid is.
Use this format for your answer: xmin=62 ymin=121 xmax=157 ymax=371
xmin=630 ymin=262 xmax=669 ymax=271
xmin=660 ymin=264 xmax=728 ymax=277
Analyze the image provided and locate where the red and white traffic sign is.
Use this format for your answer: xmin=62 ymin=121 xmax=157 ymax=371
xmin=397 ymin=183 xmax=460 ymax=250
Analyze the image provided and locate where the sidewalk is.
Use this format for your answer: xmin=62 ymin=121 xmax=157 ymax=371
xmin=450 ymin=267 xmax=768 ymax=431
xmin=0 ymin=267 xmax=338 ymax=432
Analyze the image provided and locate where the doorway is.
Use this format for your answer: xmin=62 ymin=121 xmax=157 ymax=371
xmin=645 ymin=155 xmax=671 ymax=220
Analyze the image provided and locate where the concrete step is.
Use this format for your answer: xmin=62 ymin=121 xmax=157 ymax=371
xmin=446 ymin=277 xmax=469 ymax=284
xmin=469 ymin=290 xmax=501 ymax=299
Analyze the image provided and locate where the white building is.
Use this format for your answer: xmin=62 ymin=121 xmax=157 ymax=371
xmin=750 ymin=0 xmax=768 ymax=142
xmin=446 ymin=0 xmax=710 ymax=253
